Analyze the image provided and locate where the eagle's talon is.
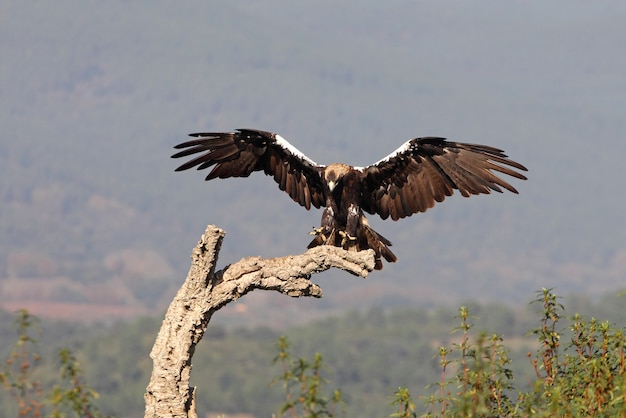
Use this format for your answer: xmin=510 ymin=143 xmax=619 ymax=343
xmin=309 ymin=226 xmax=325 ymax=236
xmin=339 ymin=230 xmax=356 ymax=240
xmin=339 ymin=230 xmax=357 ymax=246
xmin=310 ymin=226 xmax=330 ymax=244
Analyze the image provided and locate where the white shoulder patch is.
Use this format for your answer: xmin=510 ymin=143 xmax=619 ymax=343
xmin=364 ymin=139 xmax=414 ymax=168
xmin=275 ymin=134 xmax=320 ymax=167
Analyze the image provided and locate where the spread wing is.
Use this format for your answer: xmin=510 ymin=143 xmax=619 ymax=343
xmin=172 ymin=129 xmax=326 ymax=210
xmin=360 ymin=137 xmax=528 ymax=220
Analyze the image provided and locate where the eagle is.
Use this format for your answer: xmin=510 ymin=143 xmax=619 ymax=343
xmin=172 ymin=129 xmax=527 ymax=270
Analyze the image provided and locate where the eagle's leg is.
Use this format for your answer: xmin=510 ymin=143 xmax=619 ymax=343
xmin=344 ymin=204 xmax=359 ymax=241
xmin=338 ymin=204 xmax=359 ymax=248
xmin=309 ymin=206 xmax=339 ymax=246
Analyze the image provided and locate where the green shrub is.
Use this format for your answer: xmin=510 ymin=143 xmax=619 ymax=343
xmin=0 ymin=309 xmax=111 ymax=418
xmin=274 ymin=289 xmax=626 ymax=417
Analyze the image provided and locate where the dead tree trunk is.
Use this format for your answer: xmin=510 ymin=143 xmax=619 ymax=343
xmin=144 ymin=225 xmax=375 ymax=418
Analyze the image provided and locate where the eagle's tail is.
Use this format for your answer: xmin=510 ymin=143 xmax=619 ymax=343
xmin=307 ymin=216 xmax=397 ymax=270
xmin=355 ymin=216 xmax=397 ymax=270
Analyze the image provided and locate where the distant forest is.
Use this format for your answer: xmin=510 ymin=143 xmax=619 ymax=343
xmin=1 ymin=289 xmax=625 ymax=417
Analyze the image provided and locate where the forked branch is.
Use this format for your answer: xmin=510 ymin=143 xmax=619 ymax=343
xmin=144 ymin=225 xmax=375 ymax=418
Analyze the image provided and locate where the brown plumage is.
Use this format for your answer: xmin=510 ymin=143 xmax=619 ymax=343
xmin=172 ymin=129 xmax=527 ymax=269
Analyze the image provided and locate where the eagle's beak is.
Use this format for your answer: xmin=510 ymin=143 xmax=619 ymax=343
xmin=328 ymin=180 xmax=336 ymax=192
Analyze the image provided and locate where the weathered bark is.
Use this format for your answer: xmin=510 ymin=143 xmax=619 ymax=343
xmin=144 ymin=225 xmax=375 ymax=418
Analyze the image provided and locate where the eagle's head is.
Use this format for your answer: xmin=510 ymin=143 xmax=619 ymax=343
xmin=324 ymin=163 xmax=352 ymax=192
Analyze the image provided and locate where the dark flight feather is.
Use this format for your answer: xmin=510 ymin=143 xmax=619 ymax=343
xmin=360 ymin=137 xmax=527 ymax=221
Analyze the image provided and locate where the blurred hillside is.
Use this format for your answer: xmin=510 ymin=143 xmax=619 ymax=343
xmin=1 ymin=1 xmax=625 ymax=321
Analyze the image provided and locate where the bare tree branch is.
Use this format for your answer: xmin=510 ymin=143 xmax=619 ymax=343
xmin=144 ymin=225 xmax=376 ymax=418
